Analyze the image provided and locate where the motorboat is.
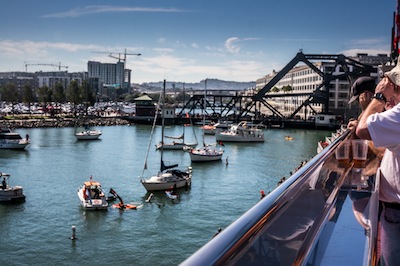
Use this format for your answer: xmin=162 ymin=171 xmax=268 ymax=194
xmin=75 ymin=129 xmax=102 ymax=140
xmin=141 ymin=80 xmax=193 ymax=192
xmin=0 ymin=173 xmax=25 ymax=203
xmin=0 ymin=128 xmax=30 ymax=149
xmin=201 ymin=123 xmax=218 ymax=135
xmin=189 ymin=145 xmax=224 ymax=162
xmin=215 ymin=121 xmax=264 ymax=142
xmin=77 ymin=178 xmax=108 ymax=210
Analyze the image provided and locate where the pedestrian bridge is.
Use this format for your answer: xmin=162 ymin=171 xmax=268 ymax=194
xmin=181 ymin=128 xmax=381 ymax=265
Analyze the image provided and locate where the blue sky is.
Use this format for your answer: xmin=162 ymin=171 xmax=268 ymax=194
xmin=0 ymin=0 xmax=396 ymax=83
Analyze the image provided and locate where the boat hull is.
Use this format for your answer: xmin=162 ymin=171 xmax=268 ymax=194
xmin=141 ymin=170 xmax=192 ymax=191
xmin=0 ymin=187 xmax=26 ymax=202
xmin=75 ymin=130 xmax=102 ymax=140
xmin=215 ymin=133 xmax=264 ymax=142
xmin=157 ymin=142 xmax=197 ymax=150
xmin=0 ymin=141 xmax=29 ymax=149
xmin=189 ymin=149 xmax=223 ymax=162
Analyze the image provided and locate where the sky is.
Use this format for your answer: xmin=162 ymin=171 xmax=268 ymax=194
xmin=0 ymin=0 xmax=396 ymax=84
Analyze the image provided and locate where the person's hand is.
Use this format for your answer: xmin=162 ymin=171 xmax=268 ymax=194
xmin=376 ymin=77 xmax=394 ymax=100
xmin=347 ymin=119 xmax=358 ymax=131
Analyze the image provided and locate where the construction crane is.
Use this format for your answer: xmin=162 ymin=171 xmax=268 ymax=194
xmin=91 ymin=49 xmax=141 ymax=63
xmin=24 ymin=62 xmax=68 ymax=72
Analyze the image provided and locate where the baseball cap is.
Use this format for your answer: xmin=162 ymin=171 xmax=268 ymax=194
xmin=348 ymin=76 xmax=376 ymax=104
xmin=385 ymin=56 xmax=400 ymax=87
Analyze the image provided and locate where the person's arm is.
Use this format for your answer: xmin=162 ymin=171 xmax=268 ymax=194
xmin=356 ymin=77 xmax=392 ymax=139
xmin=355 ymin=98 xmax=385 ymax=139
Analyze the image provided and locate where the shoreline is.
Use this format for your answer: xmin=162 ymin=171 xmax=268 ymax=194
xmin=0 ymin=116 xmax=131 ymax=129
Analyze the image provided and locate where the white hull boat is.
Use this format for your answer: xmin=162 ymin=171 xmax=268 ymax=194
xmin=189 ymin=147 xmax=223 ymax=162
xmin=75 ymin=130 xmax=102 ymax=140
xmin=141 ymin=80 xmax=193 ymax=192
xmin=0 ymin=173 xmax=25 ymax=203
xmin=215 ymin=122 xmax=264 ymax=142
xmin=0 ymin=128 xmax=30 ymax=149
xmin=141 ymin=169 xmax=192 ymax=191
xmin=77 ymin=179 xmax=108 ymax=210
xmin=157 ymin=141 xmax=197 ymax=150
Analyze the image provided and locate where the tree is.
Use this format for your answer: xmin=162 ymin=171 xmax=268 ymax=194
xmin=282 ymin=85 xmax=293 ymax=92
xmin=1 ymin=83 xmax=19 ymax=103
xmin=80 ymin=80 xmax=95 ymax=115
xmin=37 ymin=86 xmax=52 ymax=105
xmin=66 ymin=80 xmax=82 ymax=116
xmin=53 ymin=83 xmax=65 ymax=103
xmin=22 ymin=84 xmax=34 ymax=115
xmin=271 ymin=87 xmax=280 ymax=93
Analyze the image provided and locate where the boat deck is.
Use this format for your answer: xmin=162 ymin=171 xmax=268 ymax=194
xmin=182 ymin=129 xmax=380 ymax=265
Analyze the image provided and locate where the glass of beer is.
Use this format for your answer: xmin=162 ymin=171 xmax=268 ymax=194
xmin=352 ymin=140 xmax=369 ymax=167
xmin=335 ymin=140 xmax=350 ymax=164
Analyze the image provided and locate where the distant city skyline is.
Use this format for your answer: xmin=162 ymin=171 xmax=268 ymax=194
xmin=0 ymin=0 xmax=396 ymax=84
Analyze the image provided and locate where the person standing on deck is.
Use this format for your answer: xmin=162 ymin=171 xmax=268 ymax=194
xmin=356 ymin=58 xmax=400 ymax=266
xmin=347 ymin=76 xmax=375 ymax=131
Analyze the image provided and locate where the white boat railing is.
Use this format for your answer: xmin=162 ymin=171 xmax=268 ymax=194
xmin=181 ymin=128 xmax=380 ymax=266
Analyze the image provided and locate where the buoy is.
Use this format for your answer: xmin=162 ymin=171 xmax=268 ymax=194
xmin=71 ymin=225 xmax=77 ymax=240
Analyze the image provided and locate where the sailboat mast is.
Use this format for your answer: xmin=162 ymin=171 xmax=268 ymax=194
xmin=183 ymin=82 xmax=185 ymax=139
xmin=160 ymin=79 xmax=166 ymax=171
xmin=203 ymin=79 xmax=207 ymax=126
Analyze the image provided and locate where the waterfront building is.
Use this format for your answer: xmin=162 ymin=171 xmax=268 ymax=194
xmin=37 ymin=71 xmax=86 ymax=90
xmin=87 ymin=61 xmax=131 ymax=99
xmin=255 ymin=54 xmax=389 ymax=121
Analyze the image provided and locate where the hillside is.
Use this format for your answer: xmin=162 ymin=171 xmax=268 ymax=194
xmin=133 ymin=79 xmax=256 ymax=92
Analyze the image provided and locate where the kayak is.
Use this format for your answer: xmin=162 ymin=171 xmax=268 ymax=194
xmin=112 ymin=203 xmax=137 ymax=210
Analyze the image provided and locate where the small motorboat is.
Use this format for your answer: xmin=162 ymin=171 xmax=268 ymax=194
xmin=0 ymin=173 xmax=25 ymax=203
xmin=75 ymin=130 xmax=102 ymax=140
xmin=77 ymin=177 xmax=108 ymax=210
xmin=0 ymin=128 xmax=30 ymax=150
xmin=285 ymin=136 xmax=294 ymax=141
xmin=215 ymin=122 xmax=264 ymax=142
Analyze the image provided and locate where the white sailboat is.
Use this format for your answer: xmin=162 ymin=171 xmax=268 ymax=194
xmin=189 ymin=79 xmax=224 ymax=162
xmin=156 ymin=83 xmax=197 ymax=150
xmin=140 ymin=80 xmax=193 ymax=192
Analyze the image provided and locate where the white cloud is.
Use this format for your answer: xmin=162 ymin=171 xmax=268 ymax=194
xmin=41 ymin=6 xmax=186 ymax=18
xmin=225 ymin=37 xmax=240 ymax=54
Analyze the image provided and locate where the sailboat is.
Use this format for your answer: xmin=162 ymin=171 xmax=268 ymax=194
xmin=140 ymin=80 xmax=193 ymax=192
xmin=189 ymin=79 xmax=224 ymax=162
xmin=156 ymin=83 xmax=197 ymax=150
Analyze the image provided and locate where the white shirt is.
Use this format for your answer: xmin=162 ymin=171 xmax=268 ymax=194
xmin=367 ymin=103 xmax=400 ymax=203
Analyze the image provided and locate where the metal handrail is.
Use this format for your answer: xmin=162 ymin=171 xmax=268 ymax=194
xmin=181 ymin=129 xmax=352 ymax=266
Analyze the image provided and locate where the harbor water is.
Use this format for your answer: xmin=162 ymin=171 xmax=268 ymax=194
xmin=0 ymin=125 xmax=330 ymax=265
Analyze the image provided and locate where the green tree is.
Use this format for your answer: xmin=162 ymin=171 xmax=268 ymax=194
xmin=66 ymin=80 xmax=82 ymax=116
xmin=282 ymin=85 xmax=293 ymax=92
xmin=1 ymin=83 xmax=19 ymax=103
xmin=53 ymin=83 xmax=65 ymax=103
xmin=271 ymin=87 xmax=280 ymax=93
xmin=22 ymin=84 xmax=34 ymax=115
xmin=80 ymin=80 xmax=95 ymax=114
